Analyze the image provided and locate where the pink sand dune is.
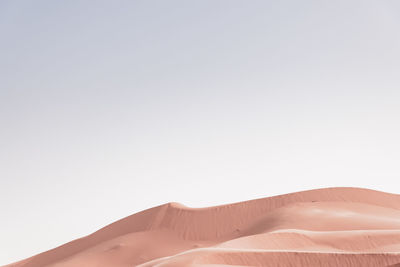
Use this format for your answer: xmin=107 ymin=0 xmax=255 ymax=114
xmin=4 ymin=187 xmax=400 ymax=267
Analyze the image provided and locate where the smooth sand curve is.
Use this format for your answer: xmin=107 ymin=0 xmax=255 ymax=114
xmin=4 ymin=187 xmax=400 ymax=267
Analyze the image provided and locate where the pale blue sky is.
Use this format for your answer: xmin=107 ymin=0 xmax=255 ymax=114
xmin=1 ymin=0 xmax=400 ymax=265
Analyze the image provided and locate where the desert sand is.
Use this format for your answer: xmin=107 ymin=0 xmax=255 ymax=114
xmin=4 ymin=187 xmax=400 ymax=267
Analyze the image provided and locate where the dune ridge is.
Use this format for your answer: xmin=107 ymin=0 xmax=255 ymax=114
xmin=4 ymin=187 xmax=400 ymax=267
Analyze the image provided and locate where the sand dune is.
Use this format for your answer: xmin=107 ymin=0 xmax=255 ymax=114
xmin=4 ymin=187 xmax=400 ymax=267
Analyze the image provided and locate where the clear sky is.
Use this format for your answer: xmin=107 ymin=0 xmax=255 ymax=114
xmin=1 ymin=0 xmax=400 ymax=265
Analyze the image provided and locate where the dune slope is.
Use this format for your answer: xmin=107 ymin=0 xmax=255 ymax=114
xmin=4 ymin=187 xmax=400 ymax=267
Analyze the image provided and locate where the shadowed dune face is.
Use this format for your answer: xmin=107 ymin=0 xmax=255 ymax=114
xmin=4 ymin=187 xmax=400 ymax=267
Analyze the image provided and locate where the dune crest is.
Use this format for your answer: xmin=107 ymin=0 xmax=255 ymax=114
xmin=4 ymin=187 xmax=400 ymax=267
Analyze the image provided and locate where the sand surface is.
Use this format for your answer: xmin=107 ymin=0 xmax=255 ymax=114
xmin=4 ymin=187 xmax=400 ymax=267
